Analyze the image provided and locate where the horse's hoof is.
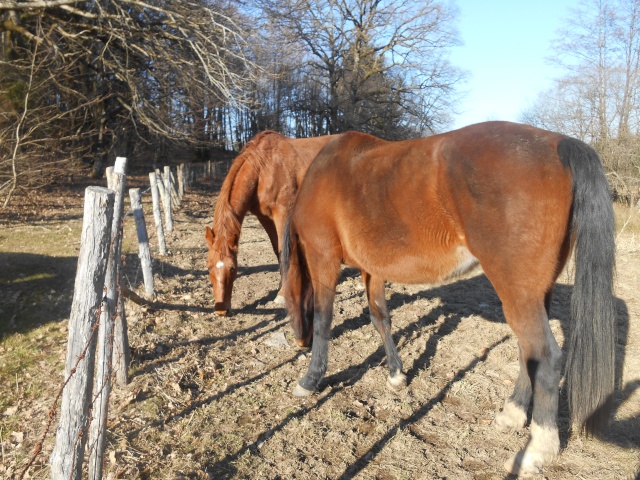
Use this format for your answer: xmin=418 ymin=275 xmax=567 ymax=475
xmin=503 ymin=450 xmax=542 ymax=477
xmin=503 ymin=422 xmax=559 ymax=477
xmin=274 ymin=294 xmax=286 ymax=305
xmin=386 ymin=372 xmax=407 ymax=392
xmin=494 ymin=401 xmax=527 ymax=431
xmin=292 ymin=383 xmax=315 ymax=397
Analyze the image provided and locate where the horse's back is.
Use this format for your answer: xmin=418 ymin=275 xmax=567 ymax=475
xmin=250 ymin=133 xmax=336 ymax=216
xmin=292 ymin=123 xmax=575 ymax=290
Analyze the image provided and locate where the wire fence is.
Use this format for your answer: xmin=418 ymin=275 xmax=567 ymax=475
xmin=15 ymin=158 xmax=228 ymax=480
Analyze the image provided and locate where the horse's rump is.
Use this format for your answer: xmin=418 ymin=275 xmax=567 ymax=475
xmin=292 ymin=122 xmax=572 ymax=292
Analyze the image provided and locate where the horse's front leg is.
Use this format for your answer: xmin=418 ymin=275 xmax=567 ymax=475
xmin=292 ymin=254 xmax=340 ymax=397
xmin=271 ymin=207 xmax=289 ymax=305
xmin=362 ymin=271 xmax=406 ymax=391
xmin=254 ymin=211 xmax=285 ymax=304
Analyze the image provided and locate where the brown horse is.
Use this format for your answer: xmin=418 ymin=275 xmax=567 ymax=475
xmin=281 ymin=122 xmax=616 ymax=476
xmin=205 ymin=131 xmax=335 ymax=316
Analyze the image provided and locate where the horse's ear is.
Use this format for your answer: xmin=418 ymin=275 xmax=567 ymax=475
xmin=205 ymin=226 xmax=215 ymax=247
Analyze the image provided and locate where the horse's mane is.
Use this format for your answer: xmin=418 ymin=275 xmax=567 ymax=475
xmin=211 ymin=131 xmax=286 ymax=255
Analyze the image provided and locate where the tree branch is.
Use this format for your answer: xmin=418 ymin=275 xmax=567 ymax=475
xmin=0 ymin=0 xmax=83 ymax=10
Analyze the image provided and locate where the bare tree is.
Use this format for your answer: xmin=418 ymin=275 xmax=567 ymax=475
xmin=255 ymin=0 xmax=465 ymax=138
xmin=0 ymin=0 xmax=258 ymax=206
xmin=528 ymin=0 xmax=640 ymax=144
xmin=521 ymin=0 xmax=640 ymax=201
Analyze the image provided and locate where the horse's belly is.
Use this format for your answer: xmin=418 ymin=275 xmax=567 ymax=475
xmin=354 ymin=243 xmax=480 ymax=285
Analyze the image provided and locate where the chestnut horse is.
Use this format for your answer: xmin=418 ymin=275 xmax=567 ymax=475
xmin=205 ymin=131 xmax=335 ymax=316
xmin=281 ymin=122 xmax=615 ymax=475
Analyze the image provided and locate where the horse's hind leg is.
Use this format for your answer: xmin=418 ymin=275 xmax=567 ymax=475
xmin=500 ymin=297 xmax=561 ymax=476
xmin=362 ymin=272 xmax=406 ymax=391
xmin=497 ymin=239 xmax=569 ymax=430
xmin=292 ymin=252 xmax=341 ymax=397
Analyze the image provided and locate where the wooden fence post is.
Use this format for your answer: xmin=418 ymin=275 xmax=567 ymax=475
xmin=177 ymin=163 xmax=185 ymax=199
xmin=154 ymin=168 xmax=167 ymax=207
xmin=50 ymin=187 xmax=115 ymax=480
xmin=112 ymin=165 xmax=130 ymax=387
xmin=162 ymin=166 xmax=174 ymax=233
xmin=186 ymin=162 xmax=193 ymax=190
xmin=112 ymin=291 xmax=129 ymax=386
xmin=105 ymin=166 xmax=114 ymax=190
xmin=129 ymin=188 xmax=155 ymax=298
xmin=149 ymin=171 xmax=167 ymax=256
xmin=164 ymin=165 xmax=176 ymax=207
xmin=88 ymin=157 xmax=127 ymax=480
xmin=168 ymin=166 xmax=180 ymax=208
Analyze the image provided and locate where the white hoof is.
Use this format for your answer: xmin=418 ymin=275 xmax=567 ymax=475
xmin=274 ymin=294 xmax=286 ymax=305
xmin=386 ymin=372 xmax=407 ymax=392
xmin=503 ymin=451 xmax=543 ymax=477
xmin=494 ymin=401 xmax=527 ymax=431
xmin=292 ymin=383 xmax=315 ymax=397
xmin=504 ymin=422 xmax=559 ymax=477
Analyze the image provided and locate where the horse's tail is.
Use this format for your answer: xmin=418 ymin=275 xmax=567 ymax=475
xmin=558 ymin=137 xmax=616 ymax=435
xmin=281 ymin=216 xmax=314 ymax=347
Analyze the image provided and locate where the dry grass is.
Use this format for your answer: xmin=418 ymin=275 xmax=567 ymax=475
xmin=0 ymin=182 xmax=638 ymax=479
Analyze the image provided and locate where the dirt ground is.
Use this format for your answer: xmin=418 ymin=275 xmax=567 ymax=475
xmin=1 ymin=176 xmax=639 ymax=479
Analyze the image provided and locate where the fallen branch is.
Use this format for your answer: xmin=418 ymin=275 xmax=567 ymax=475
xmin=120 ymin=285 xmax=151 ymax=306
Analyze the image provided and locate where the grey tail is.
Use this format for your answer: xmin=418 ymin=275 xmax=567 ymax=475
xmin=558 ymin=137 xmax=616 ymax=435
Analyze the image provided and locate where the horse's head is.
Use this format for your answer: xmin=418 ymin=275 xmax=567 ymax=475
xmin=205 ymin=226 xmax=238 ymax=316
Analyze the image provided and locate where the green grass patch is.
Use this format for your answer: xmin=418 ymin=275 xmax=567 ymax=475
xmin=0 ymin=322 xmax=65 ymax=410
xmin=2 ymin=272 xmax=56 ymax=284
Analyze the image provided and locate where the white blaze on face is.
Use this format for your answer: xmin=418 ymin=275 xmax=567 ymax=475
xmin=216 ymin=261 xmax=224 ymax=269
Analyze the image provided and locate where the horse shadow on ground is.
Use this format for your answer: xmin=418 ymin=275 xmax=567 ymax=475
xmin=121 ymin=253 xmax=635 ymax=478
xmin=128 ymin=286 xmax=288 ymax=379
xmin=192 ymin=273 xmax=513 ymax=478
xmin=159 ymin=269 xmax=634 ymax=479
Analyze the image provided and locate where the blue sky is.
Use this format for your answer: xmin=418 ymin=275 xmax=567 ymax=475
xmin=450 ymin=0 xmax=579 ymax=129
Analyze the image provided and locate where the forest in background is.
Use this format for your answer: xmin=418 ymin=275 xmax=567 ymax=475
xmin=1 ymin=0 xmax=639 ymax=207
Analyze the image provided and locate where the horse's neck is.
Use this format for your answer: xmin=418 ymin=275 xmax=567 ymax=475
xmin=214 ymin=159 xmax=259 ymax=251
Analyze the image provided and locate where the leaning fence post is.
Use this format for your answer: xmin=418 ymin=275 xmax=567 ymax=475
xmin=50 ymin=187 xmax=115 ymax=480
xmin=129 ymin=188 xmax=155 ymax=298
xmin=112 ymin=290 xmax=129 ymax=386
xmin=112 ymin=174 xmax=130 ymax=383
xmin=162 ymin=166 xmax=174 ymax=233
xmin=88 ymin=157 xmax=127 ymax=480
xmin=149 ymin=171 xmax=168 ymax=256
